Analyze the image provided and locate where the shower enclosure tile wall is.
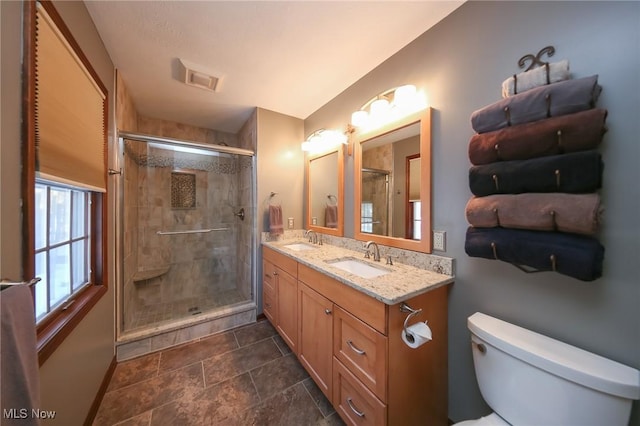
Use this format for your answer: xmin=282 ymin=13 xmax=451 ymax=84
xmin=121 ymin=138 xmax=254 ymax=333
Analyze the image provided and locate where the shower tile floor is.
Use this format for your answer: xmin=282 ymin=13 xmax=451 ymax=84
xmin=94 ymin=319 xmax=345 ymax=426
xmin=129 ymin=288 xmax=247 ymax=330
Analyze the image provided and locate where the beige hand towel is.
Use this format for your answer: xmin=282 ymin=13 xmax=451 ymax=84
xmin=269 ymin=204 xmax=284 ymax=235
xmin=465 ymin=193 xmax=603 ymax=235
xmin=502 ymin=60 xmax=571 ymax=98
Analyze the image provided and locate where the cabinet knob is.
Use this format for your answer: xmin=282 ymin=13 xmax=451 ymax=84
xmin=272 ymin=271 xmax=278 ymax=276
xmin=324 ymin=308 xmax=332 ymax=315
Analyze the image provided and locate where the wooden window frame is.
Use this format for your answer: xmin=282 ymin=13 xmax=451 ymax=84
xmin=22 ymin=0 xmax=108 ymax=366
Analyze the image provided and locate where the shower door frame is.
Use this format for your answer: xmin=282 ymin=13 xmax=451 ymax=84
xmin=114 ymin=131 xmax=257 ymax=342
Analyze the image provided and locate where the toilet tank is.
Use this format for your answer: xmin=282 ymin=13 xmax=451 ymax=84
xmin=468 ymin=312 xmax=640 ymax=426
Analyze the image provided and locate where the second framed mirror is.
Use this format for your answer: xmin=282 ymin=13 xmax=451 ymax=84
xmin=354 ymin=108 xmax=432 ymax=252
xmin=305 ymin=144 xmax=344 ymax=236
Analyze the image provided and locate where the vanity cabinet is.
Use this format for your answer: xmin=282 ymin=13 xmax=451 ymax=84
xmin=263 ymin=248 xmax=298 ymax=353
xmin=262 ymin=246 xmax=449 ymax=425
xmin=298 ymin=282 xmax=333 ymax=399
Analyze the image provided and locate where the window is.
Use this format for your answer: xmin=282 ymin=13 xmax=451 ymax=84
xmin=34 ymin=182 xmax=91 ymax=323
xmin=361 ymin=202 xmax=373 ymax=233
xmin=23 ymin=0 xmax=108 ymax=365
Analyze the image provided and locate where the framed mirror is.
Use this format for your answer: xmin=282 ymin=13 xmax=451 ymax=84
xmin=354 ymin=108 xmax=432 ymax=252
xmin=306 ymin=144 xmax=344 ymax=236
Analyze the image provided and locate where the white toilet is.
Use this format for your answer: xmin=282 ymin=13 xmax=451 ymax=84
xmin=454 ymin=312 xmax=640 ymax=426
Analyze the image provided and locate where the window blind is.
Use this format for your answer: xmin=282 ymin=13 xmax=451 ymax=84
xmin=35 ymin=2 xmax=107 ymax=192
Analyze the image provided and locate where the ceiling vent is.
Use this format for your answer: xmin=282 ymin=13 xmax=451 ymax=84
xmin=178 ymin=59 xmax=220 ymax=92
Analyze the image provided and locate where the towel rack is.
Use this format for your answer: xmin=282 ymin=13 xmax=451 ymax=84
xmin=0 ymin=277 xmax=41 ymax=291
xmin=327 ymin=194 xmax=338 ymax=206
xmin=490 ymin=241 xmax=557 ymax=274
xmin=157 ymin=228 xmax=228 ymax=235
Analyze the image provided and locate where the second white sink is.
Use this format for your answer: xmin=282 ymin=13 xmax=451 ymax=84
xmin=326 ymin=257 xmax=390 ymax=279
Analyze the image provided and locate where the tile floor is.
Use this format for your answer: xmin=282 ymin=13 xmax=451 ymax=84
xmin=94 ymin=319 xmax=346 ymax=426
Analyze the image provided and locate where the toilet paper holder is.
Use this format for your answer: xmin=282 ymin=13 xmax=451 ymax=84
xmin=400 ymin=302 xmax=424 ymax=339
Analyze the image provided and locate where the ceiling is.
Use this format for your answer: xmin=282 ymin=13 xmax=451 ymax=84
xmin=85 ymin=1 xmax=464 ymax=134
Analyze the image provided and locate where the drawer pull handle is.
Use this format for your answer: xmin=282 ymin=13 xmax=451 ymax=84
xmin=346 ymin=397 xmax=365 ymax=418
xmin=346 ymin=339 xmax=366 ymax=355
xmin=325 ymin=308 xmax=332 ymax=315
xmin=264 ymin=274 xmax=271 ymax=279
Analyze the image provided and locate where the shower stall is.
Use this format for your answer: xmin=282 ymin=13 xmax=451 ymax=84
xmin=361 ymin=168 xmax=391 ymax=235
xmin=116 ymin=133 xmax=256 ymax=343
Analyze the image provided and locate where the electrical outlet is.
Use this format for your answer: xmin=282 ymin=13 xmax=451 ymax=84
xmin=433 ymin=230 xmax=446 ymax=251
xmin=312 ymin=217 xmax=318 ymax=225
xmin=287 ymin=217 xmax=294 ymax=229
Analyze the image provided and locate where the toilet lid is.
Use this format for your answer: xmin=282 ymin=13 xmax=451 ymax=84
xmin=452 ymin=413 xmax=511 ymax=426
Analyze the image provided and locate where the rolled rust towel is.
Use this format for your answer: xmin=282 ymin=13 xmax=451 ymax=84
xmin=464 ymin=226 xmax=604 ymax=281
xmin=465 ymin=193 xmax=603 ymax=235
xmin=471 ymin=75 xmax=601 ymax=134
xmin=468 ymin=109 xmax=608 ymax=165
xmin=501 ymin=60 xmax=571 ymax=98
xmin=469 ymin=150 xmax=603 ymax=196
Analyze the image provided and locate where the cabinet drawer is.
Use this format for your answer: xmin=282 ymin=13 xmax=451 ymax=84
xmin=334 ymin=306 xmax=387 ymax=402
xmin=333 ymin=357 xmax=386 ymax=426
xmin=263 ymin=246 xmax=297 ymax=277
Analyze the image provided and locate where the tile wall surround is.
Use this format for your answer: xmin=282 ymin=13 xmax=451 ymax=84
xmin=261 ymin=230 xmax=455 ymax=276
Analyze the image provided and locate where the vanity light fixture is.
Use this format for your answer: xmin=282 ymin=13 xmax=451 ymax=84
xmin=301 ymin=129 xmax=348 ymax=154
xmin=351 ymin=84 xmax=427 ymax=130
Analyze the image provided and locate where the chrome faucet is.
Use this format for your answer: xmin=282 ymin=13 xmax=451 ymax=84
xmin=304 ymin=230 xmax=318 ymax=244
xmin=364 ymin=241 xmax=381 ymax=262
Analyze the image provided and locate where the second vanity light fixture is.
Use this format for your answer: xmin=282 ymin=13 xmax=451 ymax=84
xmin=351 ymin=84 xmax=427 ymax=131
xmin=300 ymin=129 xmax=348 ymax=153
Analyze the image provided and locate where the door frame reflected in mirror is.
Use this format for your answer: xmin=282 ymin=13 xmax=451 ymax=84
xmin=305 ymin=144 xmax=345 ymax=236
xmin=354 ymin=108 xmax=432 ymax=253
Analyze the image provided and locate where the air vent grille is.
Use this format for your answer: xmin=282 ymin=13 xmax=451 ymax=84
xmin=178 ymin=59 xmax=220 ymax=92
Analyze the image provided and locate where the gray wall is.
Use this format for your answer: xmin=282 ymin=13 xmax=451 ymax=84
xmin=1 ymin=1 xmax=116 ymax=424
xmin=305 ymin=2 xmax=640 ymax=423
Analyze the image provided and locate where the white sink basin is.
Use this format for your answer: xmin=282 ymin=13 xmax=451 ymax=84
xmin=326 ymin=258 xmax=390 ymax=279
xmin=282 ymin=242 xmax=316 ymax=251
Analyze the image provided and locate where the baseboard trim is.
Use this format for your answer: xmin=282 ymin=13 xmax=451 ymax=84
xmin=84 ymin=354 xmax=117 ymax=426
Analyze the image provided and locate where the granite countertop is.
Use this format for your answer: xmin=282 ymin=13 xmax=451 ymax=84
xmin=262 ymin=239 xmax=454 ymax=305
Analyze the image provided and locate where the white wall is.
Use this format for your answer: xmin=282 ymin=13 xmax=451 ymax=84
xmin=305 ymin=2 xmax=640 ymax=423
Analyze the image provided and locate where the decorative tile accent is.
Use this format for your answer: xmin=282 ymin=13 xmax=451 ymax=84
xmin=171 ymin=172 xmax=196 ymax=209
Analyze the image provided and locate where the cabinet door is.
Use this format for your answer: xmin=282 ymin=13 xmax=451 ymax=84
xmin=262 ymin=260 xmax=277 ymax=324
xmin=275 ymin=268 xmax=298 ymax=353
xmin=298 ymin=282 xmax=333 ymax=399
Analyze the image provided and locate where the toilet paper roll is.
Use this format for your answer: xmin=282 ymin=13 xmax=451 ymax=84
xmin=402 ymin=322 xmax=432 ymax=349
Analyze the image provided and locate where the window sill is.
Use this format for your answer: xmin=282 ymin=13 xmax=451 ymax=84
xmin=36 ymin=284 xmax=107 ymax=365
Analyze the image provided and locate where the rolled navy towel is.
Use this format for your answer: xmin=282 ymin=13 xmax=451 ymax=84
xmin=464 ymin=226 xmax=604 ymax=281
xmin=468 ymin=150 xmax=603 ymax=196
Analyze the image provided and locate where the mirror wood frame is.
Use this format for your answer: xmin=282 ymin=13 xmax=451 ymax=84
xmin=354 ymin=108 xmax=432 ymax=252
xmin=305 ymin=144 xmax=345 ymax=236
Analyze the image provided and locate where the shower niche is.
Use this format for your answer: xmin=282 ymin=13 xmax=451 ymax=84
xmin=119 ymin=135 xmax=256 ymax=343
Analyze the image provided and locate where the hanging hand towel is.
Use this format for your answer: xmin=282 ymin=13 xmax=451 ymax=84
xmin=325 ymin=204 xmax=338 ymax=228
xmin=469 ymin=150 xmax=603 ymax=196
xmin=468 ymin=108 xmax=608 ymax=165
xmin=269 ymin=204 xmax=284 ymax=235
xmin=464 ymin=226 xmax=604 ymax=281
xmin=465 ymin=193 xmax=603 ymax=236
xmin=1 ymin=285 xmax=41 ymax=425
xmin=501 ymin=60 xmax=571 ymax=98
xmin=471 ymin=75 xmax=601 ymax=134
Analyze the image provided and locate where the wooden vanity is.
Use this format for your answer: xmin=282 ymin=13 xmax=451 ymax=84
xmin=263 ymin=245 xmax=450 ymax=426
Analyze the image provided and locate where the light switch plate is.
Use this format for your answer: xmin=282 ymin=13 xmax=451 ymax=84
xmin=287 ymin=217 xmax=294 ymax=229
xmin=433 ymin=231 xmax=446 ymax=251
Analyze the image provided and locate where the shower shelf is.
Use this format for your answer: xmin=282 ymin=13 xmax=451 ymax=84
xmin=133 ymin=266 xmax=170 ymax=283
